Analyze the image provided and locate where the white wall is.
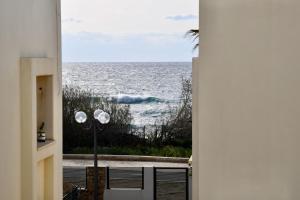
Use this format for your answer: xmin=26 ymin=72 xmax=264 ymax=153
xmin=193 ymin=0 xmax=300 ymax=199
xmin=0 ymin=0 xmax=62 ymax=199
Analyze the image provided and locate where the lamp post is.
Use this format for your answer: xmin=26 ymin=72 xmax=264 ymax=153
xmin=75 ymin=109 xmax=110 ymax=200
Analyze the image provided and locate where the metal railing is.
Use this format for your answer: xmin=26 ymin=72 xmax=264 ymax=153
xmin=154 ymin=167 xmax=189 ymax=200
xmin=63 ymin=166 xmax=191 ymax=200
xmin=106 ymin=167 xmax=144 ymax=189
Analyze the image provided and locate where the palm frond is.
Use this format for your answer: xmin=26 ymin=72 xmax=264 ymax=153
xmin=185 ymin=29 xmax=199 ymax=38
xmin=185 ymin=29 xmax=199 ymax=51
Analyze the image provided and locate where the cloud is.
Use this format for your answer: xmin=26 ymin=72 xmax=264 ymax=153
xmin=62 ymin=32 xmax=197 ymax=62
xmin=62 ymin=32 xmax=184 ymax=47
xmin=62 ymin=18 xmax=82 ymax=24
xmin=166 ymin=14 xmax=197 ymax=21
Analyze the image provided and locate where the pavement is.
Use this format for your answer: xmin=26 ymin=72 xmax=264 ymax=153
xmin=63 ymin=159 xmax=189 ymax=168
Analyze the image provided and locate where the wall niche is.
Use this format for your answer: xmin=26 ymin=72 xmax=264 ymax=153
xmin=36 ymin=75 xmax=54 ymax=146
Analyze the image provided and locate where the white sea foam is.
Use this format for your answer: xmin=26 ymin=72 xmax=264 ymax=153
xmin=110 ymin=94 xmax=162 ymax=104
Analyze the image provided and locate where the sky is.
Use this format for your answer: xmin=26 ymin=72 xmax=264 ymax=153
xmin=61 ymin=0 xmax=198 ymax=62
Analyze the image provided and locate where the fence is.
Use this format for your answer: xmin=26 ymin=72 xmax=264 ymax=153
xmin=154 ymin=168 xmax=189 ymax=200
xmin=63 ymin=167 xmax=191 ymax=200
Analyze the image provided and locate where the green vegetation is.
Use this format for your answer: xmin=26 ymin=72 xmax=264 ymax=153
xmin=63 ymin=77 xmax=192 ymax=158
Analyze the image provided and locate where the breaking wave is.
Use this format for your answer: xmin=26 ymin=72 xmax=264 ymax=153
xmin=110 ymin=94 xmax=163 ymax=104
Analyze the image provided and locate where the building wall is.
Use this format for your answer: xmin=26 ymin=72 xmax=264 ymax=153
xmin=0 ymin=0 xmax=62 ymax=199
xmin=193 ymin=0 xmax=300 ymax=199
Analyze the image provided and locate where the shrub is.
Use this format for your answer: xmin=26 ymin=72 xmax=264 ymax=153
xmin=146 ymin=77 xmax=192 ymax=148
xmin=63 ymin=86 xmax=134 ymax=153
xmin=63 ymin=75 xmax=192 ymax=157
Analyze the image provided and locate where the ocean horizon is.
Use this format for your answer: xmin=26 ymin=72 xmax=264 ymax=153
xmin=62 ymin=62 xmax=192 ymax=126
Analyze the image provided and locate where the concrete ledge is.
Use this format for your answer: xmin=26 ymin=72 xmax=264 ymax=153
xmin=63 ymin=154 xmax=189 ymax=163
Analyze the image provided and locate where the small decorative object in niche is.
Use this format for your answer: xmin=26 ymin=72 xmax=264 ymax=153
xmin=39 ymin=87 xmax=43 ymax=95
xmin=37 ymin=122 xmax=46 ymax=142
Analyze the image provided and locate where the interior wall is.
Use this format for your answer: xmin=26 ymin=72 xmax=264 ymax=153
xmin=194 ymin=0 xmax=300 ymax=199
xmin=0 ymin=0 xmax=61 ymax=199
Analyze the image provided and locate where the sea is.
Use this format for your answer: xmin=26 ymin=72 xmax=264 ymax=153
xmin=62 ymin=62 xmax=192 ymax=126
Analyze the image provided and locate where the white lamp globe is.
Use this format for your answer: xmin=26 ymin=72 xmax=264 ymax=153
xmin=99 ymin=112 xmax=110 ymax=124
xmin=75 ymin=111 xmax=87 ymax=123
xmin=94 ymin=109 xmax=104 ymax=120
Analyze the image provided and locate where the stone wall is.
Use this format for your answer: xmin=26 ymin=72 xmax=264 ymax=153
xmin=79 ymin=167 xmax=106 ymax=200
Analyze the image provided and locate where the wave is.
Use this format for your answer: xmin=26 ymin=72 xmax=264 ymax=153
xmin=110 ymin=94 xmax=163 ymax=104
xmin=141 ymin=109 xmax=172 ymax=116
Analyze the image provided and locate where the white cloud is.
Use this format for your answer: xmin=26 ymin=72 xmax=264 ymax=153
xmin=166 ymin=14 xmax=197 ymax=21
xmin=61 ymin=0 xmax=198 ymax=34
xmin=62 ymin=32 xmax=197 ymax=62
xmin=61 ymin=0 xmax=198 ymax=61
xmin=62 ymin=18 xmax=82 ymax=24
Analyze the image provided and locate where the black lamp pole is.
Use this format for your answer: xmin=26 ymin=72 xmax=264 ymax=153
xmin=93 ymin=119 xmax=99 ymax=200
xmin=75 ymin=110 xmax=110 ymax=200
